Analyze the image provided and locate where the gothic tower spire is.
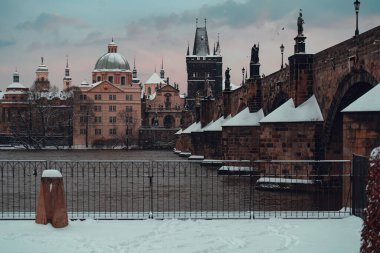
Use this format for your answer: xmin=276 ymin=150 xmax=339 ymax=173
xmin=63 ymin=55 xmax=72 ymax=90
xmin=160 ymin=57 xmax=165 ymax=79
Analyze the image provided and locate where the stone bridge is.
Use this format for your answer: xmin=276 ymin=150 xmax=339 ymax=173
xmin=224 ymin=25 xmax=380 ymax=159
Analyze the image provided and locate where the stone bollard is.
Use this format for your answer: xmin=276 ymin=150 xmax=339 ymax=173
xmin=36 ymin=169 xmax=68 ymax=228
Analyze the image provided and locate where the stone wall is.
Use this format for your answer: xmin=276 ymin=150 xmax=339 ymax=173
xmin=203 ymin=131 xmax=223 ymax=159
xmin=343 ymin=112 xmax=380 ymax=159
xmin=259 ymin=122 xmax=323 ymax=160
xmin=222 ymin=126 xmax=260 ymax=160
xmin=139 ymin=128 xmax=179 ymax=149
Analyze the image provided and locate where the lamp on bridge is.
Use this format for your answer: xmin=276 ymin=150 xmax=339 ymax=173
xmin=354 ymin=0 xmax=360 ymax=36
xmin=280 ymin=44 xmax=285 ymax=69
xmin=241 ymin=67 xmax=245 ymax=86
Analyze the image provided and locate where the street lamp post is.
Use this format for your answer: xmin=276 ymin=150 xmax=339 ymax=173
xmin=354 ymin=0 xmax=360 ymax=36
xmin=280 ymin=44 xmax=284 ymax=69
xmin=241 ymin=67 xmax=245 ymax=86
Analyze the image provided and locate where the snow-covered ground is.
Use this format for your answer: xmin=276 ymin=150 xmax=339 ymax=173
xmin=0 ymin=217 xmax=362 ymax=253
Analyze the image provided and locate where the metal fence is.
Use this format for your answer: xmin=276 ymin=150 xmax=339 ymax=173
xmin=0 ymin=159 xmax=351 ymax=220
xmin=352 ymin=154 xmax=369 ymax=218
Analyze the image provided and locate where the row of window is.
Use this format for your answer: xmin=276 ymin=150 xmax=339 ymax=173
xmin=92 ymin=105 xmax=133 ymax=112
xmin=80 ymin=128 xmax=133 ymax=135
xmin=79 ymin=116 xmax=133 ymax=124
xmin=95 ymin=76 xmax=126 ymax=85
xmin=80 ymin=94 xmax=134 ymax=101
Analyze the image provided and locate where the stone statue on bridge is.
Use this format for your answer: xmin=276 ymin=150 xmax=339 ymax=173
xmin=297 ymin=9 xmax=304 ymax=36
xmin=224 ymin=67 xmax=231 ymax=91
xmin=251 ymin=44 xmax=259 ymax=64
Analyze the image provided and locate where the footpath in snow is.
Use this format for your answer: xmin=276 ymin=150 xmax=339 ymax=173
xmin=0 ymin=217 xmax=362 ymax=253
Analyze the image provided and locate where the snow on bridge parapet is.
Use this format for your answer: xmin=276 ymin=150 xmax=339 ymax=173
xmin=342 ymin=83 xmax=380 ymax=112
xmin=223 ymin=108 xmax=264 ymax=127
xmin=260 ymin=95 xmax=324 ymax=123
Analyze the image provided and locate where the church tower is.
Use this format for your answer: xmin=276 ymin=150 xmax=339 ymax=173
xmin=63 ymin=55 xmax=72 ymax=90
xmin=34 ymin=57 xmax=50 ymax=92
xmin=186 ymin=18 xmax=222 ymax=107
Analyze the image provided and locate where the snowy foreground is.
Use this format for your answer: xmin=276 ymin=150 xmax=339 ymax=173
xmin=0 ymin=217 xmax=362 ymax=253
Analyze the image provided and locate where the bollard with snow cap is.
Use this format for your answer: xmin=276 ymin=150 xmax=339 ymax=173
xmin=36 ymin=169 xmax=68 ymax=228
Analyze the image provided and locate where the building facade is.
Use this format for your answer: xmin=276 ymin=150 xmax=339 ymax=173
xmin=72 ymin=40 xmax=142 ymax=148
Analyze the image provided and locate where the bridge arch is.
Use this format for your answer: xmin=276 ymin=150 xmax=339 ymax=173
xmin=323 ymin=69 xmax=377 ymax=159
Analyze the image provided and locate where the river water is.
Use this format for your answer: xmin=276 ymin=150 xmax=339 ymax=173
xmin=0 ymin=150 xmax=182 ymax=161
xmin=0 ymin=150 xmax=344 ymax=219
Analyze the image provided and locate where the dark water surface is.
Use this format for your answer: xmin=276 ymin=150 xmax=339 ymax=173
xmin=0 ymin=150 xmax=182 ymax=161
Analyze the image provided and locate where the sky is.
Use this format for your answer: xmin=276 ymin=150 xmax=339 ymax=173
xmin=0 ymin=0 xmax=379 ymax=93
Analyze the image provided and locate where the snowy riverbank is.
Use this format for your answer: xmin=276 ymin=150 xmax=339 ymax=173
xmin=0 ymin=217 xmax=362 ymax=253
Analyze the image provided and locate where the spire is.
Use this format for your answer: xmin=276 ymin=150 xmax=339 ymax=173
xmin=186 ymin=41 xmax=190 ymax=56
xmin=160 ymin=56 xmax=165 ymax=79
xmin=192 ymin=17 xmax=210 ymax=56
xmin=108 ymin=38 xmax=117 ymax=53
xmin=204 ymin=18 xmax=207 ymax=27
xmin=41 ymin=57 xmax=44 ymax=65
xmin=65 ymin=55 xmax=70 ymax=77
xmin=133 ymin=57 xmax=137 ymax=79
xmin=215 ymin=33 xmax=221 ymax=55
xmin=196 ymin=18 xmax=198 ymax=28
xmin=213 ymin=43 xmax=216 ymax=55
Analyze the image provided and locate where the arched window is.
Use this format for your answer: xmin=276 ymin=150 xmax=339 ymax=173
xmin=108 ymin=76 xmax=114 ymax=83
xmin=121 ymin=76 xmax=126 ymax=85
xmin=165 ymin=93 xmax=172 ymax=110
xmin=163 ymin=115 xmax=174 ymax=128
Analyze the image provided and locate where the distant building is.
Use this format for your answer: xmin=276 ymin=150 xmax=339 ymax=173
xmin=72 ymin=40 xmax=142 ymax=148
xmin=186 ymin=19 xmax=222 ymax=108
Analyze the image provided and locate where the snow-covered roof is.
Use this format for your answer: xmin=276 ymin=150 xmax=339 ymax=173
xmin=182 ymin=122 xmax=202 ymax=134
xmin=180 ymin=94 xmax=186 ymax=99
xmin=7 ymin=82 xmax=27 ymax=90
xmin=0 ymin=91 xmax=4 ymax=100
xmin=260 ymin=95 xmax=324 ymax=123
xmin=342 ymin=83 xmax=380 ymax=112
xmin=4 ymin=90 xmax=27 ymax=95
xmin=193 ymin=120 xmax=214 ymax=132
xmin=80 ymin=80 xmax=90 ymax=86
xmin=175 ymin=129 xmax=183 ymax=135
xmin=204 ymin=115 xmax=231 ymax=132
xmin=223 ymin=108 xmax=264 ymax=127
xmin=145 ymin=73 xmax=166 ymax=85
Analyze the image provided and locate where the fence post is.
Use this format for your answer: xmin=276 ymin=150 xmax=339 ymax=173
xmin=149 ymin=161 xmax=153 ymax=219
xmin=250 ymin=162 xmax=254 ymax=219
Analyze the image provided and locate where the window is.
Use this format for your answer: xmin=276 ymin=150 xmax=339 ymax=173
xmin=126 ymin=116 xmax=133 ymax=123
xmin=109 ymin=116 xmax=117 ymax=123
xmin=80 ymin=105 xmax=87 ymax=112
xmin=94 ymin=94 xmax=102 ymax=100
xmin=79 ymin=94 xmax=87 ymax=100
xmin=94 ymin=116 xmax=102 ymax=123
xmin=97 ymin=76 xmax=101 ymax=82
xmin=94 ymin=105 xmax=102 ymax=112
xmin=109 ymin=105 xmax=116 ymax=112
xmin=148 ymin=87 xmax=151 ymax=95
xmin=125 ymin=94 xmax=133 ymax=101
xmin=108 ymin=76 xmax=114 ymax=83
xmin=125 ymin=106 xmax=133 ymax=112
xmin=109 ymin=128 xmax=116 ymax=135
xmin=95 ymin=129 xmax=102 ymax=135
xmin=109 ymin=94 xmax=116 ymax=100
xmin=80 ymin=129 xmax=87 ymax=135
xmin=80 ymin=116 xmax=87 ymax=123
xmin=121 ymin=76 xmax=126 ymax=85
